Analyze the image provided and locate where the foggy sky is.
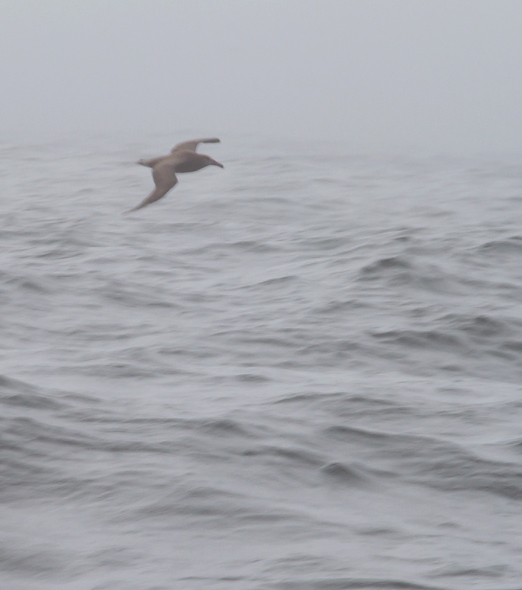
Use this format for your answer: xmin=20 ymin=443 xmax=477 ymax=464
xmin=2 ymin=0 xmax=522 ymax=154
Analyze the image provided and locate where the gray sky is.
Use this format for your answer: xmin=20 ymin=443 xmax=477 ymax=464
xmin=2 ymin=0 xmax=522 ymax=154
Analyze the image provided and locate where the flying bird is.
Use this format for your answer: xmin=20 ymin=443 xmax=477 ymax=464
xmin=127 ymin=138 xmax=223 ymax=212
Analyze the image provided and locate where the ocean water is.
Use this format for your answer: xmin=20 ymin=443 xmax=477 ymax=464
xmin=2 ymin=134 xmax=522 ymax=590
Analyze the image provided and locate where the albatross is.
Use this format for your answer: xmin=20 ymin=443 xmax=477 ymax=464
xmin=127 ymin=137 xmax=223 ymax=212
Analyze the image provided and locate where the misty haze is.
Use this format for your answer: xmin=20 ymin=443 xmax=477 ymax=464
xmin=3 ymin=2 xmax=522 ymax=590
xmin=2 ymin=0 xmax=522 ymax=154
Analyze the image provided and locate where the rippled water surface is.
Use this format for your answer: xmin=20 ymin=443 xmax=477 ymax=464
xmin=2 ymin=135 xmax=522 ymax=589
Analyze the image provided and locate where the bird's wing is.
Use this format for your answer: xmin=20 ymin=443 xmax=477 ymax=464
xmin=171 ymin=138 xmax=220 ymax=153
xmin=126 ymin=163 xmax=178 ymax=212
xmin=137 ymin=155 xmax=166 ymax=168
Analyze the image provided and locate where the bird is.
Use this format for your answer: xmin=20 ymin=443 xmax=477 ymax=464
xmin=127 ymin=138 xmax=223 ymax=212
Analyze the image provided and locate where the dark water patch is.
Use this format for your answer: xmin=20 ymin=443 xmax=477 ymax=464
xmin=315 ymin=299 xmax=371 ymax=315
xmin=428 ymin=564 xmax=508 ymax=579
xmin=479 ymin=236 xmax=522 ymax=256
xmin=325 ymin=425 xmax=392 ymax=446
xmin=183 ymin=240 xmax=282 ymax=256
xmin=231 ymin=335 xmax=298 ymax=350
xmin=198 ymin=418 xmax=260 ymax=438
xmin=298 ymin=236 xmax=352 ymax=251
xmin=507 ymin=438 xmax=522 ymax=454
xmin=235 ymin=373 xmax=271 ymax=383
xmin=0 ymin=456 xmax=66 ymax=503
xmin=312 ymin=176 xmax=338 ymax=184
xmin=417 ymin=452 xmax=522 ymax=499
xmin=365 ymin=312 xmax=522 ymax=380
xmin=356 ymin=526 xmax=399 ymax=536
xmin=74 ymin=415 xmax=191 ymax=428
xmin=62 ymin=391 xmax=102 ymax=405
xmin=374 ymin=313 xmax=522 ymax=370
xmin=358 ymin=256 xmax=466 ymax=295
xmin=209 ymin=329 xmax=303 ymax=358
xmin=3 ymin=432 xmax=186 ymax=502
xmin=0 ymin=375 xmax=64 ymax=410
xmin=138 ymin=220 xmax=206 ymax=233
xmin=320 ymin=462 xmax=372 ymax=488
xmin=273 ymin=392 xmax=401 ymax=419
xmin=264 ymin=553 xmax=345 ymax=577
xmin=86 ymin=546 xmax=143 ymax=569
xmin=359 ymin=256 xmax=412 ymax=278
xmin=445 ymin=313 xmax=517 ymax=340
xmin=324 ymin=425 xmax=522 ymax=500
xmin=502 ymin=340 xmax=522 ymax=353
xmin=273 ymin=392 xmax=347 ymax=406
xmin=97 ymin=280 xmax=183 ymax=309
xmin=242 ymin=444 xmax=325 ymax=469
xmin=0 ymin=271 xmax=52 ymax=294
xmin=238 ymin=442 xmax=333 ymax=488
xmin=54 ymin=361 xmax=172 ymax=379
xmin=298 ymin=339 xmax=364 ymax=357
xmin=277 ymin=578 xmax=441 ymax=590
xmin=229 ymin=240 xmax=283 ymax=253
xmin=128 ymin=485 xmax=289 ymax=525
xmin=240 ymin=275 xmax=300 ymax=290
xmin=371 ymin=329 xmax=465 ymax=352
xmin=0 ymin=391 xmax=62 ymax=411
xmin=166 ymin=486 xmax=248 ymax=519
xmin=34 ymin=246 xmax=84 ymax=260
xmin=0 ymin=543 xmax=73 ymax=577
xmin=4 ymin=415 xmax=102 ymax=451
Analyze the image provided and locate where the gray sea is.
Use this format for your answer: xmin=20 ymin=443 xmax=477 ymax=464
xmin=2 ymin=134 xmax=522 ymax=590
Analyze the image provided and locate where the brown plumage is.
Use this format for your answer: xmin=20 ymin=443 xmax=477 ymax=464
xmin=127 ymin=138 xmax=223 ymax=212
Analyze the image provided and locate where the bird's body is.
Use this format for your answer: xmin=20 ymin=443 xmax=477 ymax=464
xmin=128 ymin=138 xmax=223 ymax=212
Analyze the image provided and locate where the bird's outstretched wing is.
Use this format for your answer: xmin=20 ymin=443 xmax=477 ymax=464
xmin=171 ymin=138 xmax=220 ymax=153
xmin=137 ymin=156 xmax=165 ymax=168
xmin=127 ymin=163 xmax=178 ymax=212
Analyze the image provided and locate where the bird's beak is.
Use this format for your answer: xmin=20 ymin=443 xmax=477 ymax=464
xmin=212 ymin=159 xmax=224 ymax=168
